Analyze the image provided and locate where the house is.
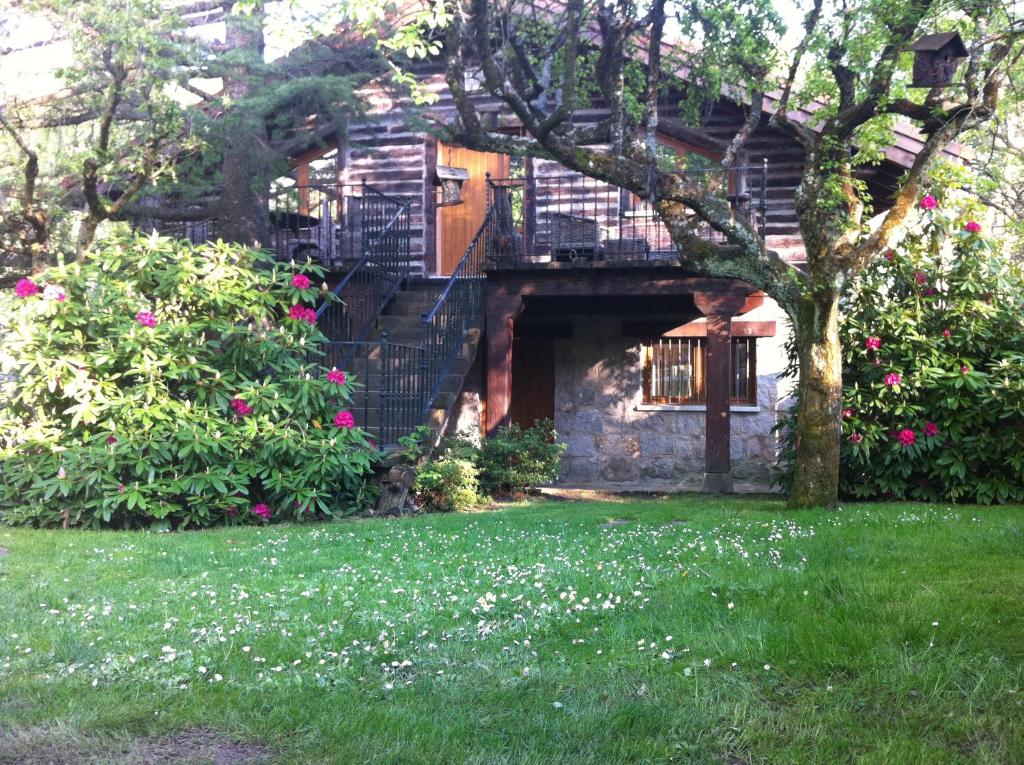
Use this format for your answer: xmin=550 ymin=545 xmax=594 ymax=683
xmin=178 ymin=58 xmax=958 ymax=493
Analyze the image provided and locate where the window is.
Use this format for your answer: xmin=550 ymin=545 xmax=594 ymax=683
xmin=642 ymin=337 xmax=757 ymax=406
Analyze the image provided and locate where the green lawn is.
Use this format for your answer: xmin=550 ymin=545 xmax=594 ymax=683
xmin=1 ymin=497 xmax=1022 ymax=764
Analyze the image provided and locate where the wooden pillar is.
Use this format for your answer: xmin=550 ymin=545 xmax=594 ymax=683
xmin=485 ymin=293 xmax=525 ymax=437
xmin=694 ymin=292 xmax=748 ymax=493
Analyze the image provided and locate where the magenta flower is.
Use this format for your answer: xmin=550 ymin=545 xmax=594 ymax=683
xmin=291 ymin=273 xmax=311 ymax=289
xmin=327 ymin=369 xmax=346 ymax=385
xmin=230 ymin=397 xmax=252 ymax=416
xmin=43 ymin=284 xmax=66 ymax=302
xmin=914 ymin=271 xmax=927 ymax=285
xmin=964 ymin=220 xmax=981 ymax=233
xmin=960 ymin=365 xmax=970 ymax=374
xmin=289 ymin=304 xmax=317 ymax=324
xmin=136 ymin=311 xmax=158 ymax=328
xmin=920 ymin=195 xmax=938 ymax=210
xmin=942 ymin=328 xmax=951 ymax=338
xmin=107 ymin=436 xmax=118 ymax=445
xmin=842 ymin=407 xmax=855 ymax=419
xmin=923 ymin=421 xmax=939 ymax=438
xmin=118 ymin=482 xmax=126 ymax=493
xmin=15 ymin=278 xmax=40 ymax=298
xmin=897 ymin=428 xmax=916 ymax=446
xmin=251 ymin=503 xmax=271 ymax=520
xmin=884 ymin=251 xmax=895 ymax=261
xmin=865 ymin=336 xmax=882 ymax=351
xmin=333 ymin=410 xmax=355 ymax=429
xmin=884 ymin=372 xmax=902 ymax=387
xmin=849 ymin=432 xmax=863 ymax=445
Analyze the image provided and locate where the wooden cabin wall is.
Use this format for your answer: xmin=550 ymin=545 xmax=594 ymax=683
xmin=339 ymin=63 xmax=928 ymax=273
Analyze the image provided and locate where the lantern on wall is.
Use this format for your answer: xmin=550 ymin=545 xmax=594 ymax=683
xmin=908 ymin=32 xmax=968 ymax=88
xmin=434 ymin=165 xmax=470 ymax=207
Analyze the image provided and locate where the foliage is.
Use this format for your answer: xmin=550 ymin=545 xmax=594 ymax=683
xmin=464 ymin=419 xmax=564 ymax=497
xmin=0 ymin=234 xmax=378 ymax=528
xmin=414 ymin=456 xmax=480 ymax=513
xmin=777 ymin=193 xmax=1024 ymax=503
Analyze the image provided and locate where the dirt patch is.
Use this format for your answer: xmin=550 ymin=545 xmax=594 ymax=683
xmin=0 ymin=726 xmax=272 ymax=765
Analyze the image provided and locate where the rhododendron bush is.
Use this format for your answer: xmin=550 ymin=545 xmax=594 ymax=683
xmin=778 ymin=193 xmax=1024 ymax=503
xmin=0 ymin=235 xmax=377 ymax=528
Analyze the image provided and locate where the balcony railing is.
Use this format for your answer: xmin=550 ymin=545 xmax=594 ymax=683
xmin=485 ymin=164 xmax=767 ymax=265
xmin=156 ymin=181 xmax=410 ymax=270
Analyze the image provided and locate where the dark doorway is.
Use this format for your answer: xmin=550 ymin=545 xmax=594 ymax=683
xmin=510 ymin=337 xmax=555 ymax=427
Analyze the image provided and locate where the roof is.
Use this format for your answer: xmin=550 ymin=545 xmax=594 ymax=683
xmin=908 ymin=32 xmax=968 ymax=56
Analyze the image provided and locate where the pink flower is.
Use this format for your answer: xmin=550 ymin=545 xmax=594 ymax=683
xmin=848 ymin=432 xmax=863 ymax=445
xmin=964 ymin=220 xmax=981 ymax=233
xmin=896 ymin=428 xmax=916 ymax=446
xmin=118 ymin=482 xmax=126 ymax=493
xmin=251 ymin=503 xmax=271 ymax=520
xmin=914 ymin=271 xmax=927 ymax=285
xmin=15 ymin=278 xmax=40 ymax=298
xmin=43 ymin=284 xmax=66 ymax=302
xmin=107 ymin=436 xmax=118 ymax=445
xmin=842 ymin=407 xmax=855 ymax=419
xmin=291 ymin=273 xmax=312 ymax=289
xmin=327 ymin=369 xmax=346 ymax=385
xmin=942 ymin=328 xmax=951 ymax=338
xmin=923 ymin=421 xmax=939 ymax=437
xmin=230 ymin=397 xmax=252 ymax=416
xmin=136 ymin=311 xmax=158 ymax=328
xmin=865 ymin=336 xmax=882 ymax=351
xmin=960 ymin=365 xmax=970 ymax=374
xmin=884 ymin=251 xmax=895 ymax=261
xmin=920 ymin=195 xmax=938 ymax=210
xmin=884 ymin=372 xmax=902 ymax=387
xmin=289 ymin=304 xmax=317 ymax=324
xmin=333 ymin=410 xmax=355 ymax=429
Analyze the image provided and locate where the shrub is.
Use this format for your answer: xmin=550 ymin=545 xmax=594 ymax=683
xmin=777 ymin=191 xmax=1024 ymax=503
xmin=0 ymin=234 xmax=379 ymax=528
xmin=414 ymin=457 xmax=480 ymax=512
xmin=473 ymin=419 xmax=565 ymax=497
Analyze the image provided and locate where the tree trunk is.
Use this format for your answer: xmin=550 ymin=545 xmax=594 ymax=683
xmin=76 ymin=214 xmax=101 ymax=256
xmin=215 ymin=1 xmax=270 ymax=247
xmin=788 ymin=287 xmax=843 ymax=508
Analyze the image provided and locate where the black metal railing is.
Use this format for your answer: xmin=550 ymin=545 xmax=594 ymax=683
xmin=315 ymin=183 xmax=411 ymax=367
xmin=321 ymin=336 xmax=427 ymax=446
xmin=486 ymin=163 xmax=767 ymax=264
xmin=419 ymin=207 xmax=493 ymax=415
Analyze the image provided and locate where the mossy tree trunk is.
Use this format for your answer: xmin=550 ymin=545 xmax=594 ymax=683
xmin=789 ymin=288 xmax=843 ymax=508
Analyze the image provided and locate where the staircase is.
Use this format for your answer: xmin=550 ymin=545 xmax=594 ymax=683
xmin=339 ymin=282 xmax=483 ymax=444
xmin=318 ymin=203 xmax=494 ymax=447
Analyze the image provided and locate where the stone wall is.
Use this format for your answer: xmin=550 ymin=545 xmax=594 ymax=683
xmin=553 ymin=301 xmax=793 ymax=491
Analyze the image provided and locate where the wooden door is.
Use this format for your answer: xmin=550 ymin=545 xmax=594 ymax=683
xmin=437 ymin=144 xmax=509 ymax=275
xmin=509 ymin=337 xmax=555 ymax=427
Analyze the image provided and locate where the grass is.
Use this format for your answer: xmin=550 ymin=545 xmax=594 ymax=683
xmin=1 ymin=496 xmax=1023 ymax=764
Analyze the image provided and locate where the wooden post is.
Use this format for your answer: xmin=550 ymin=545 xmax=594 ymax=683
xmin=694 ymin=292 xmax=748 ymax=493
xmin=485 ymin=293 xmax=524 ymax=436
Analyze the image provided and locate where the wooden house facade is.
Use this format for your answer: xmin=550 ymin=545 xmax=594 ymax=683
xmin=212 ymin=62 xmax=949 ymax=492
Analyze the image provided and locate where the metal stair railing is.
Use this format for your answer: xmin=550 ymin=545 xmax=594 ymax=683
xmin=418 ymin=206 xmax=495 ymax=418
xmin=317 ymin=181 xmax=412 ymax=372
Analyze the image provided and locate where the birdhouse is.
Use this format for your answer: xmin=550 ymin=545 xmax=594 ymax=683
xmin=434 ymin=165 xmax=470 ymax=207
xmin=908 ymin=32 xmax=968 ymax=87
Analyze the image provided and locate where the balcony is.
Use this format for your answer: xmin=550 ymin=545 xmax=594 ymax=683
xmin=484 ymin=165 xmax=766 ymax=269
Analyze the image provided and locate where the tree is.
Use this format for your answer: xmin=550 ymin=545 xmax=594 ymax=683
xmin=0 ymin=0 xmax=438 ymax=266
xmin=439 ymin=0 xmax=1024 ymax=507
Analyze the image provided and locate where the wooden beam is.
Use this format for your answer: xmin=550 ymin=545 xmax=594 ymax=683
xmin=694 ymin=291 xmax=749 ymax=493
xmin=485 ymin=292 xmax=525 ymax=437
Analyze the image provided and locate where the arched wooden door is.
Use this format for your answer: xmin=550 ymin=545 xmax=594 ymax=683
xmin=436 ymin=143 xmax=509 ymax=275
